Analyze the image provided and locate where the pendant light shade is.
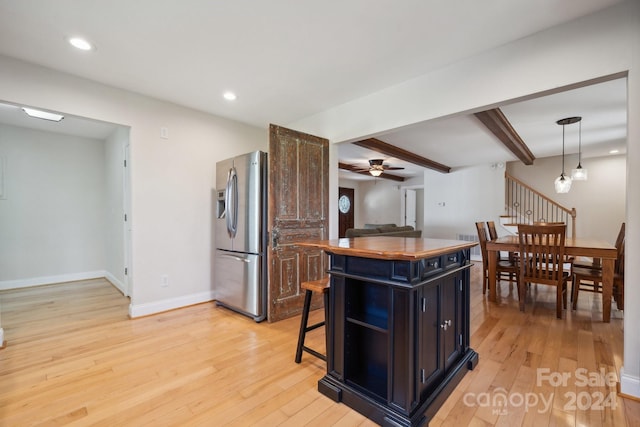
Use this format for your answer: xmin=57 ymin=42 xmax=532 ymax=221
xmin=554 ymin=174 xmax=572 ymax=193
xmin=571 ymin=165 xmax=587 ymax=181
xmin=571 ymin=119 xmax=588 ymax=181
xmin=555 ymin=117 xmax=580 ymax=194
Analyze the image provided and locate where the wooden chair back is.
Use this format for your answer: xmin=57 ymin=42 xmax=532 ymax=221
xmin=475 ymin=221 xmax=488 ymax=270
xmin=517 ymin=223 xmax=569 ymax=318
xmin=487 ymin=221 xmax=498 ymax=241
xmin=616 ymin=236 xmax=625 ymax=276
xmin=518 ymin=223 xmax=567 ymax=284
xmin=615 ymin=222 xmax=625 ymax=251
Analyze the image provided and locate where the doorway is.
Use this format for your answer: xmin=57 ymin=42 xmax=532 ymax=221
xmin=0 ymin=103 xmax=132 ymax=298
xmin=338 ymin=187 xmax=355 ymax=237
xmin=402 ymin=186 xmax=424 ymax=231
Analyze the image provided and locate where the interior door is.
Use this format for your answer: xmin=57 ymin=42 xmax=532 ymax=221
xmin=268 ymin=124 xmax=329 ymax=322
xmin=405 ymin=189 xmax=417 ymax=229
xmin=123 ymin=141 xmax=132 ymax=296
xmin=338 ymin=187 xmax=354 ymax=238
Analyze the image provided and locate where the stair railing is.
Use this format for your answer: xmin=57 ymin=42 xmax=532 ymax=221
xmin=505 ymin=172 xmax=577 ymax=237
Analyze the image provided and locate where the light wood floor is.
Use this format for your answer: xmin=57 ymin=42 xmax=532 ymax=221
xmin=1 ymin=262 xmax=638 ymax=426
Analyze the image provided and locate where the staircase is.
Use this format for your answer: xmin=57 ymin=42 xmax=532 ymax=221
xmin=501 ymin=172 xmax=576 ymax=237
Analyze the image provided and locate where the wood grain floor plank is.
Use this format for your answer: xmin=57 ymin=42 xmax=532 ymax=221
xmin=0 ymin=265 xmax=638 ymax=426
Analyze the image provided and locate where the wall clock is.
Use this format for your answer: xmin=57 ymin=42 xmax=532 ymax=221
xmin=338 ymin=194 xmax=351 ymax=214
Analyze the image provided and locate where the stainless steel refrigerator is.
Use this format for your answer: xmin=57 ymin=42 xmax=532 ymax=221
xmin=214 ymin=150 xmax=267 ymax=322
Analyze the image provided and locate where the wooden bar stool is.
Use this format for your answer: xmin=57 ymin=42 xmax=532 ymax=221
xmin=295 ymin=277 xmax=330 ymax=363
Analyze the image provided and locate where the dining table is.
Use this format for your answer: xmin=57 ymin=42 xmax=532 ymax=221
xmin=486 ymin=235 xmax=618 ymax=322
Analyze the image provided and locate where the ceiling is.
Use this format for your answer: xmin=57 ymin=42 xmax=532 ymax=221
xmin=338 ymin=77 xmax=627 ymax=181
xmin=0 ymin=0 xmax=627 ymax=178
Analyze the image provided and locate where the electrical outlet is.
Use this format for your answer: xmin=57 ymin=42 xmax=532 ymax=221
xmin=160 ymin=127 xmax=169 ymax=139
xmin=160 ymin=274 xmax=169 ymax=287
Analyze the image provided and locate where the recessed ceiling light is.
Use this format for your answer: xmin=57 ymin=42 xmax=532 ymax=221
xmin=69 ymin=37 xmax=94 ymax=51
xmin=223 ymin=92 xmax=237 ymax=101
xmin=22 ymin=107 xmax=65 ymax=122
xmin=609 ymin=149 xmax=620 ymax=154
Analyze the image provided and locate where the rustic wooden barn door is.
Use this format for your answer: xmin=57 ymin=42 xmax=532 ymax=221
xmin=268 ymin=124 xmax=329 ymax=322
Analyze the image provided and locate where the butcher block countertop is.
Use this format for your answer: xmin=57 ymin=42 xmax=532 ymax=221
xmin=297 ymin=236 xmax=478 ymax=261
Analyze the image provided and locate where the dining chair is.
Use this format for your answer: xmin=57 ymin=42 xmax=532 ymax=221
xmin=532 ymin=222 xmax=574 ymax=269
xmin=572 ymin=234 xmax=625 ymax=311
xmin=475 ymin=221 xmax=519 ymax=294
xmin=572 ymin=222 xmax=624 ymax=271
xmin=488 ymin=220 xmax=519 ymax=265
xmin=517 ymin=223 xmax=569 ymax=319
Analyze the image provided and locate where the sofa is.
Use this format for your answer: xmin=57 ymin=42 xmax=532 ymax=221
xmin=344 ymin=224 xmax=422 ymax=238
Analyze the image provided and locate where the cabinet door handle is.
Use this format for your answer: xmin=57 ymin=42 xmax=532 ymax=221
xmin=441 ymin=319 xmax=452 ymax=330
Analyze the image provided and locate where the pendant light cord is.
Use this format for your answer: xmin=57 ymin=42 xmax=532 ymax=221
xmin=578 ymin=121 xmax=582 ymax=166
xmin=561 ymin=124 xmax=566 ymax=177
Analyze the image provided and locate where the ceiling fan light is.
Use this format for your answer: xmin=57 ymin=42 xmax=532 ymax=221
xmin=369 ymin=169 xmax=383 ymax=177
xmin=554 ymin=174 xmax=572 ymax=193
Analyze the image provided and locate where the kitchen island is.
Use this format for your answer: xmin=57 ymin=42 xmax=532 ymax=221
xmin=297 ymin=236 xmax=478 ymax=427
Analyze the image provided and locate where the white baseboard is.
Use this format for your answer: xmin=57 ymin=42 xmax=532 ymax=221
xmin=0 ymin=328 xmax=4 ymax=348
xmin=0 ymin=271 xmax=107 ymax=291
xmin=620 ymin=367 xmax=640 ymax=399
xmin=104 ymin=272 xmax=127 ymax=296
xmin=128 ymin=291 xmax=215 ymax=318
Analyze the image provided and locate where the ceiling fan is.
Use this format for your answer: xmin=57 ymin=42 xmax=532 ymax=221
xmin=357 ymin=159 xmax=405 ymax=177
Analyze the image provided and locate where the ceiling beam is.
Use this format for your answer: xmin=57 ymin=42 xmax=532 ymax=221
xmin=353 ymin=138 xmax=451 ymax=174
xmin=474 ymin=108 xmax=535 ymax=165
xmin=338 ymin=162 xmax=405 ymax=182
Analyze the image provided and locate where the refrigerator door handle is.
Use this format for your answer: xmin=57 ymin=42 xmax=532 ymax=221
xmin=225 ymin=167 xmax=238 ymax=238
xmin=219 ymin=253 xmax=251 ymax=263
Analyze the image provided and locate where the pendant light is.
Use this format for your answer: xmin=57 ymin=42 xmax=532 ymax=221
xmin=571 ymin=118 xmax=588 ymax=181
xmin=554 ymin=117 xmax=579 ymax=193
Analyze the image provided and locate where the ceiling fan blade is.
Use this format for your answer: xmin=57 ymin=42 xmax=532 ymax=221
xmin=383 ymin=166 xmax=404 ymax=170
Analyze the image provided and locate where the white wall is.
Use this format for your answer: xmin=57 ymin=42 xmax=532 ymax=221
xmin=0 ymin=54 xmax=266 ymax=318
xmin=354 ymin=177 xmax=422 ymax=227
xmin=356 ymin=180 xmax=401 ymax=226
xmin=289 ymin=1 xmax=640 ymax=398
xmin=423 ymin=164 xmax=505 ymax=239
xmin=0 ymin=124 xmax=107 ymax=286
xmin=507 ymin=154 xmax=626 ymax=242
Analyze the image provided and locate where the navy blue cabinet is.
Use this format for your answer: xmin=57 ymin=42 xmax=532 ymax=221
xmin=318 ymin=248 xmax=478 ymax=427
